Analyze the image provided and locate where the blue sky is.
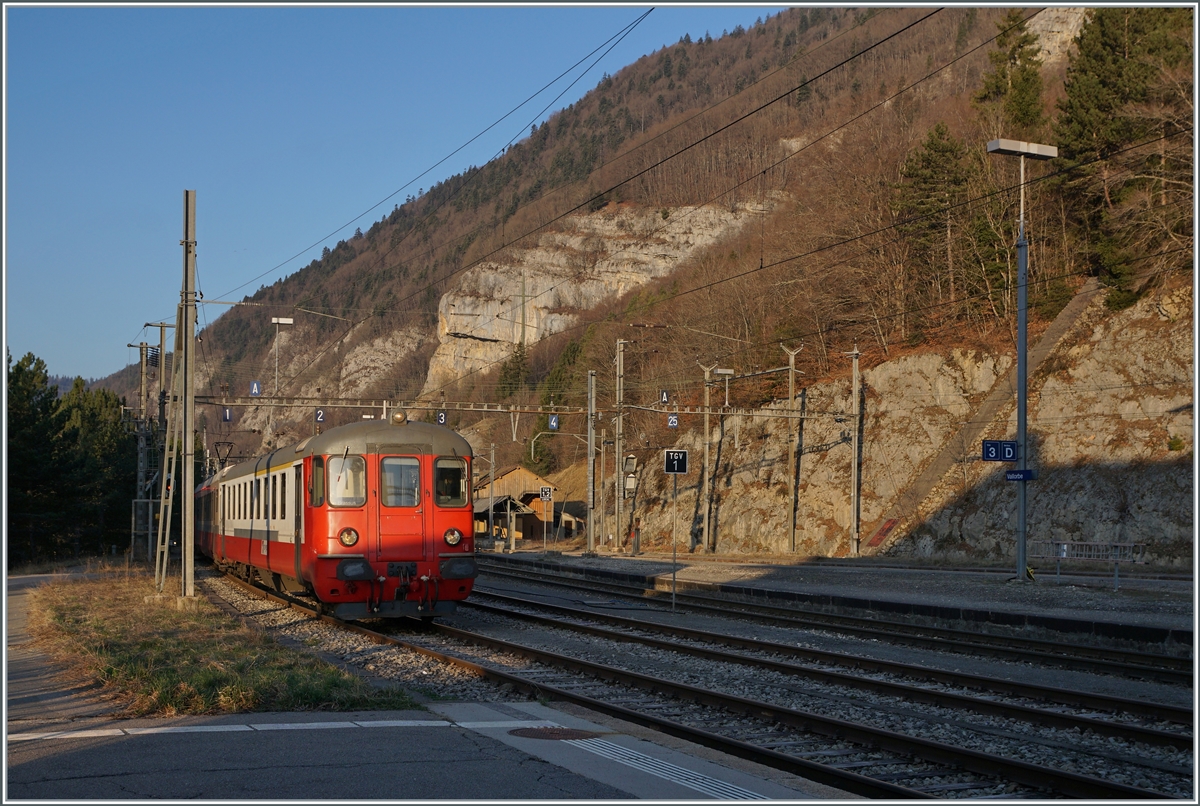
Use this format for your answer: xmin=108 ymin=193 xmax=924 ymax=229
xmin=5 ymin=4 xmax=787 ymax=382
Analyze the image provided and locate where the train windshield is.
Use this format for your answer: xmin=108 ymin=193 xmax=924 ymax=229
xmin=327 ymin=454 xmax=366 ymax=507
xmin=381 ymin=457 xmax=420 ymax=507
xmin=434 ymin=458 xmax=468 ymax=507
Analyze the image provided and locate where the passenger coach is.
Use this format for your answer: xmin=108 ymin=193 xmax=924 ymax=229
xmin=196 ymin=410 xmax=477 ymax=619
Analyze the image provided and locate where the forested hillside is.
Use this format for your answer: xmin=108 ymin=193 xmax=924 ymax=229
xmin=90 ymin=7 xmax=1190 ymax=515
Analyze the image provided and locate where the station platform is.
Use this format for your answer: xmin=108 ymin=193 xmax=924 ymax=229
xmin=5 ymin=574 xmax=846 ymax=801
xmin=479 ymin=549 xmax=1195 ymax=648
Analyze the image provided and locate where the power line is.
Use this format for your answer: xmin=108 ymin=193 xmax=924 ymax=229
xmin=216 ymin=10 xmax=654 ymax=305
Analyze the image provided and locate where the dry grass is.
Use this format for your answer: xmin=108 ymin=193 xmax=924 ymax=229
xmin=26 ymin=567 xmax=418 ymax=716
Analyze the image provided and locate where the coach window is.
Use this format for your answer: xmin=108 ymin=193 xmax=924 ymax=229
xmin=310 ymin=458 xmax=325 ymax=507
xmin=381 ymin=457 xmax=420 ymax=507
xmin=328 ymin=455 xmax=366 ymax=507
xmin=434 ymin=458 xmax=468 ymax=507
xmin=280 ymin=473 xmax=287 ymax=520
xmin=254 ymin=479 xmax=261 ymax=520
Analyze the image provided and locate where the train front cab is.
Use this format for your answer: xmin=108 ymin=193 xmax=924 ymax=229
xmin=305 ymin=447 xmax=476 ymax=619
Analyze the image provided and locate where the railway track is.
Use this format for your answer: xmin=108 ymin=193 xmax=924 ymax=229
xmin=206 ymin=570 xmax=1186 ymax=799
xmin=476 ymin=557 xmax=1193 ymax=685
xmin=465 ymin=588 xmax=1193 ymax=748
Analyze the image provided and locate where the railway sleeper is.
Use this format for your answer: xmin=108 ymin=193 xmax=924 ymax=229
xmin=826 ymin=758 xmax=912 ymax=769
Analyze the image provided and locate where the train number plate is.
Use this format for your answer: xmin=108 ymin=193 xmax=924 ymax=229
xmin=387 ymin=562 xmax=417 ymax=578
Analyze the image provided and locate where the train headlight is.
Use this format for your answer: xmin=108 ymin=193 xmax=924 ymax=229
xmin=338 ymin=527 xmax=360 ymax=547
xmin=443 ymin=527 xmax=464 ymax=546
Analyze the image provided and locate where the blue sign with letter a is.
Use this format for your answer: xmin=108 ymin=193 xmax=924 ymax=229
xmin=250 ymin=380 xmax=262 ymax=397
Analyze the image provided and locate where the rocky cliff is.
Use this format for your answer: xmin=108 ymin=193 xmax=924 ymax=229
xmin=422 ymin=204 xmax=753 ymax=396
xmin=610 ymin=276 xmax=1192 ymax=565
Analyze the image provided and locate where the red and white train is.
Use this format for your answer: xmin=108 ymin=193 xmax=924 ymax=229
xmin=196 ymin=409 xmax=477 ymax=619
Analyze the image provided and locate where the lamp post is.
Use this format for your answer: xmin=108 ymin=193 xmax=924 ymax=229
xmin=271 ymin=317 xmax=294 ymax=395
xmin=986 ymin=138 xmax=1057 ymax=582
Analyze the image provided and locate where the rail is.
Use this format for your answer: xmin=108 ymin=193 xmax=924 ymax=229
xmin=1028 ymin=542 xmax=1146 ymax=589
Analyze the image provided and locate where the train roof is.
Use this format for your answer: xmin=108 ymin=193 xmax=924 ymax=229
xmin=211 ymin=411 xmax=472 ymax=483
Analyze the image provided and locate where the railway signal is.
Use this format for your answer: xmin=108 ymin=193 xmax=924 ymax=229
xmin=539 ymin=486 xmax=553 ymax=553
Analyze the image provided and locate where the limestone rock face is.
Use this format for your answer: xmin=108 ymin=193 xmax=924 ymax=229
xmin=421 ymin=205 xmax=750 ymax=396
xmin=618 ymin=281 xmax=1192 ymax=564
xmin=880 ymin=282 xmax=1193 ymax=564
xmin=1027 ymin=7 xmax=1087 ymax=65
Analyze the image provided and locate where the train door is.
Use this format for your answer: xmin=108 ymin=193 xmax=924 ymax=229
xmin=293 ymin=464 xmax=303 ymax=583
xmin=377 ymin=455 xmax=426 ymax=562
xmin=219 ymin=483 xmax=226 ymax=562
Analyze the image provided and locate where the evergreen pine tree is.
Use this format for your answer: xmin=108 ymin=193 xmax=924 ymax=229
xmin=974 ymin=10 xmax=1045 ymax=137
xmin=894 ymin=123 xmax=972 ymax=313
xmin=1054 ymin=8 xmax=1193 ymax=307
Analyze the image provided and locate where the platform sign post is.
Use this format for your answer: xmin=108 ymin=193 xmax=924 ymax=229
xmin=982 ymin=440 xmax=1018 ymax=462
xmin=664 ymin=449 xmax=688 ymax=611
xmin=539 ymin=486 xmax=552 ymax=553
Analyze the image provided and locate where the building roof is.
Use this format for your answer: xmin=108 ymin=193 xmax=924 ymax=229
xmin=473 ymin=494 xmax=535 ymax=516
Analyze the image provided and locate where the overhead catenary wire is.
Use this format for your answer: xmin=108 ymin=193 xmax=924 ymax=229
xmin=335 ymin=5 xmax=1031 ymax=359
xmin=413 ymin=123 xmax=1189 ymax=406
xmin=291 ymin=6 xmax=884 ymax=320
xmin=196 ymin=9 xmax=1186 ymax=426
xmin=191 ymin=9 xmax=941 ymax=403
xmin=217 ymin=9 xmax=654 ymax=306
xmin=298 ymin=9 xmax=956 ymax=399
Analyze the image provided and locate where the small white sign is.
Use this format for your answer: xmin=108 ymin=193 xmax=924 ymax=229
xmin=539 ymin=486 xmax=552 ymax=501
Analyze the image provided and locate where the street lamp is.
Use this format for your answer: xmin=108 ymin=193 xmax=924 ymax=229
xmin=271 ymin=317 xmax=294 ymax=395
xmin=986 ymin=138 xmax=1057 ymax=583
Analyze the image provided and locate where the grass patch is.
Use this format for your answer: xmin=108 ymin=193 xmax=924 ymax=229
xmin=28 ymin=567 xmax=419 ymax=716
